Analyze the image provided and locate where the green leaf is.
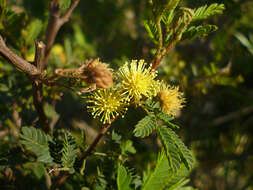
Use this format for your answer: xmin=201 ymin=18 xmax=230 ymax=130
xmin=0 ymin=0 xmax=7 ymax=28
xmin=162 ymin=10 xmax=175 ymax=26
xmin=117 ymin=164 xmax=133 ymax=190
xmin=60 ymin=0 xmax=71 ymax=10
xmin=95 ymin=167 xmax=107 ymax=190
xmin=20 ymin=126 xmax=53 ymax=163
xmin=142 ymin=151 xmax=172 ymax=190
xmin=24 ymin=19 xmax=43 ymax=45
xmin=61 ymin=132 xmax=78 ymax=171
xmin=121 ymin=140 xmax=136 ymax=155
xmin=64 ymin=38 xmax=72 ymax=63
xmin=2 ymin=11 xmax=27 ymax=47
xmin=182 ymin=25 xmax=218 ymax=41
xmin=166 ymin=164 xmax=191 ymax=190
xmin=158 ymin=126 xmax=181 ymax=172
xmin=192 ymin=3 xmax=225 ymax=22
xmin=152 ymin=0 xmax=180 ymax=19
xmin=157 ymin=112 xmax=179 ymax=129
xmin=134 ymin=115 xmax=157 ymax=138
xmin=159 ymin=126 xmax=194 ymax=171
xmin=234 ymin=32 xmax=253 ymax=55
xmin=144 ymin=20 xmax=159 ymax=44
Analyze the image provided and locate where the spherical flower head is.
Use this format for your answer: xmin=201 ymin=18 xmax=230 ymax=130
xmin=117 ymin=60 xmax=158 ymax=104
xmin=86 ymin=88 xmax=129 ymax=124
xmin=82 ymin=58 xmax=114 ymax=89
xmin=157 ymin=82 xmax=185 ymax=117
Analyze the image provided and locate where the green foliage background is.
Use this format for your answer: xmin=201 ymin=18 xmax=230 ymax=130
xmin=0 ymin=0 xmax=253 ymax=189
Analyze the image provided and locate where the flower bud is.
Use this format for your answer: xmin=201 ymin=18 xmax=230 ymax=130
xmin=83 ymin=59 xmax=113 ymax=89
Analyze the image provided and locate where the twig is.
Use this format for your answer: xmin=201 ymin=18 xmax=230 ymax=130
xmin=12 ymin=102 xmax=21 ymax=129
xmin=0 ymin=35 xmax=40 ymax=76
xmin=45 ymin=170 xmax=52 ymax=189
xmin=151 ymin=39 xmax=177 ymax=71
xmin=50 ymin=172 xmax=70 ymax=190
xmin=35 ymin=41 xmax=46 ymax=71
xmin=45 ymin=0 xmax=80 ymax=65
xmin=31 ymin=41 xmax=50 ymax=133
xmin=31 ymin=80 xmax=50 ymax=133
xmin=192 ymin=61 xmax=232 ymax=85
xmin=80 ymin=121 xmax=113 ymax=160
xmin=213 ymin=106 xmax=253 ymax=126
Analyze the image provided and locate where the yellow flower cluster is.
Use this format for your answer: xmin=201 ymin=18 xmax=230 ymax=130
xmin=86 ymin=88 xmax=129 ymax=124
xmin=86 ymin=59 xmax=185 ymax=124
xmin=157 ymin=82 xmax=185 ymax=117
xmin=117 ymin=60 xmax=158 ymax=104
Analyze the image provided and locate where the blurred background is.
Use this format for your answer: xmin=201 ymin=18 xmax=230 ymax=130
xmin=0 ymin=0 xmax=253 ymax=189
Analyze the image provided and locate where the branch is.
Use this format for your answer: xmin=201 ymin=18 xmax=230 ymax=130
xmin=31 ymin=80 xmax=50 ymax=133
xmin=50 ymin=172 xmax=70 ymax=190
xmin=80 ymin=122 xmax=113 ymax=160
xmin=192 ymin=60 xmax=232 ymax=85
xmin=213 ymin=106 xmax=253 ymax=126
xmin=35 ymin=41 xmax=46 ymax=72
xmin=151 ymin=39 xmax=177 ymax=71
xmin=45 ymin=0 xmax=80 ymax=64
xmin=31 ymin=41 xmax=50 ymax=133
xmin=0 ymin=35 xmax=40 ymax=76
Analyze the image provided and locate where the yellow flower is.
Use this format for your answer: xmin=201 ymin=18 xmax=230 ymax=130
xmin=157 ymin=82 xmax=185 ymax=117
xmin=86 ymin=88 xmax=129 ymax=124
xmin=117 ymin=60 xmax=158 ymax=104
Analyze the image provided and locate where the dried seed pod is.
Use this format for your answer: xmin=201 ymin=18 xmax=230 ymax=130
xmin=83 ymin=59 xmax=113 ymax=89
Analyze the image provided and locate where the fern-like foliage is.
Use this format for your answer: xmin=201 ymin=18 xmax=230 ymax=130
xmin=166 ymin=128 xmax=194 ymax=170
xmin=20 ymin=126 xmax=53 ymax=164
xmin=192 ymin=3 xmax=225 ymax=22
xmin=144 ymin=20 xmax=159 ymax=44
xmin=158 ymin=126 xmax=194 ymax=172
xmin=48 ymin=130 xmax=78 ymax=173
xmin=142 ymin=151 xmax=172 ymax=190
xmin=134 ymin=115 xmax=157 ymax=138
xmin=182 ymin=25 xmax=218 ymax=41
xmin=156 ymin=112 xmax=179 ymax=129
xmin=165 ymin=164 xmax=191 ymax=190
xmin=162 ymin=10 xmax=175 ymax=26
xmin=158 ymin=126 xmax=181 ymax=172
xmin=117 ymin=164 xmax=133 ymax=190
xmin=61 ymin=132 xmax=78 ymax=171
xmin=48 ymin=138 xmax=63 ymax=165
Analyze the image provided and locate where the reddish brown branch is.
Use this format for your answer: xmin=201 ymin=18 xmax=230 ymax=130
xmin=81 ymin=122 xmax=113 ymax=160
xmin=45 ymin=0 xmax=80 ymax=65
xmin=0 ymin=35 xmax=40 ymax=76
xmin=50 ymin=172 xmax=70 ymax=190
xmin=151 ymin=40 xmax=177 ymax=71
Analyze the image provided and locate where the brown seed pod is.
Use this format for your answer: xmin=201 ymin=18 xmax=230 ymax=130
xmin=82 ymin=59 xmax=114 ymax=89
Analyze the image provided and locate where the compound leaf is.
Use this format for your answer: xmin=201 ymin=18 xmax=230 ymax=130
xmin=165 ymin=128 xmax=194 ymax=170
xmin=157 ymin=112 xmax=179 ymax=129
xmin=20 ymin=126 xmax=53 ymax=163
xmin=144 ymin=20 xmax=159 ymax=44
xmin=117 ymin=164 xmax=133 ymax=190
xmin=134 ymin=115 xmax=157 ymax=138
xmin=61 ymin=132 xmax=78 ymax=170
xmin=158 ymin=126 xmax=181 ymax=173
xmin=192 ymin=3 xmax=225 ymax=22
xmin=182 ymin=25 xmax=218 ymax=41
xmin=142 ymin=151 xmax=172 ymax=190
